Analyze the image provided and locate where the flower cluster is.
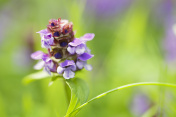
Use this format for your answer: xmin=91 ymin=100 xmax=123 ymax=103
xmin=31 ymin=18 xmax=94 ymax=79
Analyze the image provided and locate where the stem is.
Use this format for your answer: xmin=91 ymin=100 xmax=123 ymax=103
xmin=68 ymin=82 xmax=176 ymax=116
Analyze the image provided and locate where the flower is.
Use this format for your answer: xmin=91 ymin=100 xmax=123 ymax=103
xmin=31 ymin=18 xmax=94 ymax=79
xmin=37 ymin=29 xmax=54 ymax=50
xmin=86 ymin=0 xmax=131 ymax=19
xmin=31 ymin=51 xmax=57 ymax=75
xmin=57 ymin=60 xmax=76 ymax=79
xmin=76 ymin=53 xmax=94 ymax=71
xmin=67 ymin=33 xmax=94 ymax=55
xmin=130 ymin=94 xmax=152 ymax=116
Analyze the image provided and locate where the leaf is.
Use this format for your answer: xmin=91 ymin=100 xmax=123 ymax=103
xmin=65 ymin=78 xmax=89 ymax=117
xmin=48 ymin=76 xmax=62 ymax=86
xmin=66 ymin=82 xmax=176 ymax=117
xmin=22 ymin=71 xmax=50 ymax=84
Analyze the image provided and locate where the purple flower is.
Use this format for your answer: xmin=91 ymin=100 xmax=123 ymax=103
xmin=31 ymin=18 xmax=94 ymax=79
xmin=31 ymin=51 xmax=57 ymax=75
xmin=67 ymin=33 xmax=94 ymax=55
xmin=160 ymin=0 xmax=176 ymax=66
xmin=37 ymin=29 xmax=54 ymax=50
xmin=130 ymin=94 xmax=152 ymax=116
xmin=164 ymin=26 xmax=176 ymax=62
xmin=76 ymin=53 xmax=94 ymax=71
xmin=57 ymin=60 xmax=76 ymax=79
xmin=86 ymin=0 xmax=131 ymax=18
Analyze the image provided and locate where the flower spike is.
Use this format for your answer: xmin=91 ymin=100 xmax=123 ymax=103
xmin=31 ymin=18 xmax=94 ymax=79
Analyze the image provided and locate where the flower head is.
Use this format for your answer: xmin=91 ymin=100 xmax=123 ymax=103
xmin=31 ymin=18 xmax=94 ymax=79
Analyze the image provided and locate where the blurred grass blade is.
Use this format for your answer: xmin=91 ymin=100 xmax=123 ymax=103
xmin=65 ymin=78 xmax=89 ymax=117
xmin=142 ymin=105 xmax=158 ymax=117
xmin=66 ymin=82 xmax=176 ymax=117
xmin=22 ymin=71 xmax=50 ymax=84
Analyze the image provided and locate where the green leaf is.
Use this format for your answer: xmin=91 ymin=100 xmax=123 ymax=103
xmin=22 ymin=71 xmax=50 ymax=84
xmin=48 ymin=76 xmax=62 ymax=86
xmin=66 ymin=82 xmax=176 ymax=117
xmin=65 ymin=78 xmax=89 ymax=117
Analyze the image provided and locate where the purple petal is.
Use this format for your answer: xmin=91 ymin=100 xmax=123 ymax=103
xmin=81 ymin=33 xmax=95 ymax=42
xmin=42 ymin=54 xmax=49 ymax=62
xmin=67 ymin=46 xmax=76 ymax=54
xmin=46 ymin=60 xmax=54 ymax=68
xmin=78 ymin=53 xmax=94 ymax=61
xmin=49 ymin=37 xmax=54 ymax=45
xmin=37 ymin=29 xmax=48 ymax=34
xmin=84 ymin=64 xmax=92 ymax=71
xmin=69 ymin=64 xmax=76 ymax=71
xmin=76 ymin=60 xmax=85 ymax=69
xmin=60 ymin=60 xmax=75 ymax=68
xmin=49 ymin=62 xmax=57 ymax=72
xmin=63 ymin=69 xmax=75 ymax=79
xmin=86 ymin=47 xmax=91 ymax=54
xmin=34 ymin=61 xmax=45 ymax=70
xmin=75 ymin=44 xmax=86 ymax=55
xmin=42 ymin=41 xmax=52 ymax=50
xmin=44 ymin=66 xmax=51 ymax=75
xmin=57 ymin=66 xmax=65 ymax=74
xmin=42 ymin=41 xmax=50 ymax=48
xmin=44 ymin=33 xmax=52 ymax=39
xmin=37 ymin=29 xmax=48 ymax=37
xmin=31 ymin=51 xmax=44 ymax=60
xmin=41 ymin=36 xmax=54 ymax=49
xmin=69 ymin=38 xmax=83 ymax=46
xmin=43 ymin=33 xmax=54 ymax=45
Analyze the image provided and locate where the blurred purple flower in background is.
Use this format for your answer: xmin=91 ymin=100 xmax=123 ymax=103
xmin=154 ymin=0 xmax=173 ymax=23
xmin=161 ymin=0 xmax=176 ymax=66
xmin=164 ymin=25 xmax=176 ymax=63
xmin=130 ymin=94 xmax=152 ymax=116
xmin=0 ymin=4 xmax=12 ymax=45
xmin=86 ymin=0 xmax=132 ymax=18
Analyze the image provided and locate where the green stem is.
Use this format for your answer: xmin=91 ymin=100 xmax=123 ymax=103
xmin=68 ymin=82 xmax=176 ymax=116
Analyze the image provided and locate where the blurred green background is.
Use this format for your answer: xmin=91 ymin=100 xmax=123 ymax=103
xmin=1 ymin=0 xmax=176 ymax=116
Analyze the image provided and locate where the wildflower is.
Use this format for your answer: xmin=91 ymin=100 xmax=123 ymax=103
xmin=31 ymin=18 xmax=94 ymax=79
xmin=31 ymin=51 xmax=57 ymax=75
xmin=67 ymin=33 xmax=94 ymax=55
xmin=130 ymin=94 xmax=152 ymax=116
xmin=76 ymin=53 xmax=94 ymax=71
xmin=37 ymin=29 xmax=54 ymax=50
xmin=57 ymin=60 xmax=76 ymax=79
